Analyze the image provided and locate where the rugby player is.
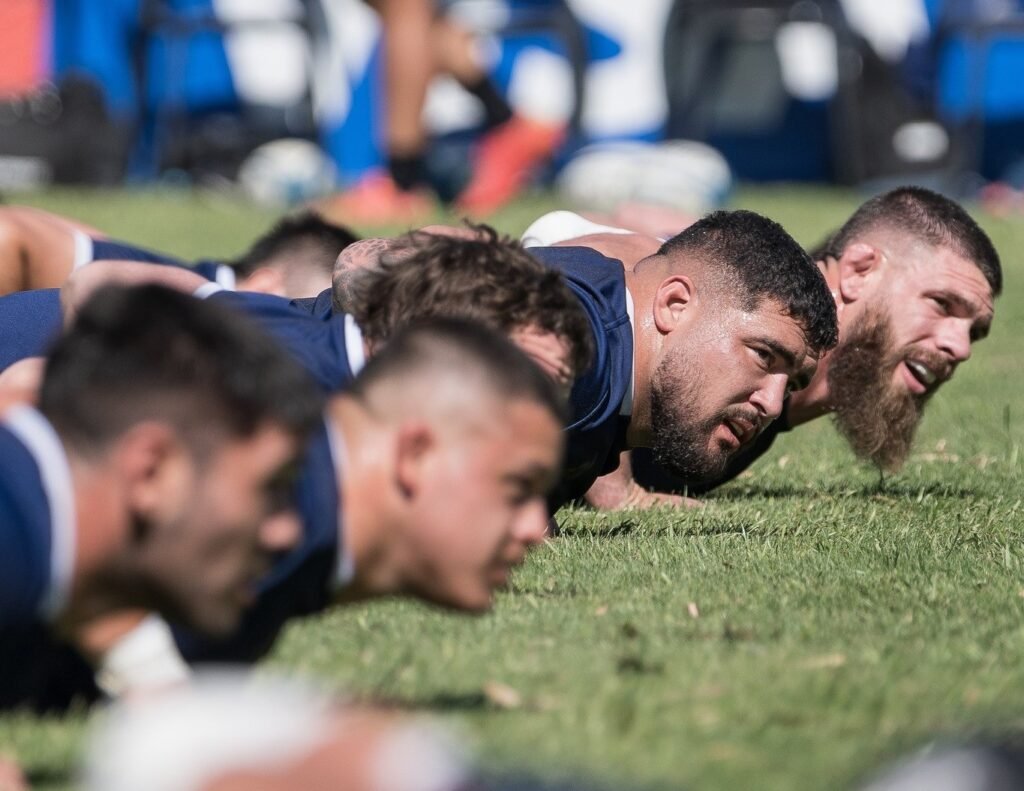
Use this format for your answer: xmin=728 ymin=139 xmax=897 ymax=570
xmin=0 ymin=232 xmax=589 ymax=704
xmin=0 ymin=205 xmax=355 ymax=297
xmin=522 ymin=187 xmax=1001 ymax=503
xmin=322 ymin=212 xmax=838 ymax=511
xmin=528 ymin=210 xmax=838 ymax=510
xmin=174 ymin=318 xmax=565 ymax=665
xmin=0 ymin=284 xmax=324 ymax=705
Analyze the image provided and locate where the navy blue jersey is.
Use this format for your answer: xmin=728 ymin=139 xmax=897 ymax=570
xmin=632 ymin=407 xmax=793 ymax=495
xmin=90 ymin=238 xmax=185 ymax=267
xmin=290 ymin=288 xmax=335 ymax=321
xmin=0 ymin=288 xmax=359 ymax=394
xmin=207 ymin=291 xmax=359 ymax=393
xmin=174 ymin=418 xmax=344 ymax=663
xmin=0 ymin=289 xmax=62 ymax=371
xmin=0 ymin=623 xmax=98 ymax=712
xmin=530 ymin=246 xmax=634 ymax=510
xmin=91 ymin=238 xmax=234 ymax=286
xmin=0 ymin=406 xmax=74 ymax=628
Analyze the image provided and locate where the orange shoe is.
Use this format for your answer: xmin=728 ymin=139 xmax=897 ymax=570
xmin=456 ymin=116 xmax=566 ymax=216
xmin=315 ymin=172 xmax=435 ymax=229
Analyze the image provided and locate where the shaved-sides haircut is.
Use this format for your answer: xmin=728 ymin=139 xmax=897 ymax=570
xmin=40 ymin=284 xmax=324 ymax=457
xmin=657 ymin=209 xmax=838 ymax=355
xmin=230 ymin=211 xmax=358 ymax=282
xmin=347 ymin=317 xmax=568 ymax=427
xmin=344 ymin=224 xmax=594 ymax=379
xmin=823 ymin=186 xmax=1002 ymax=295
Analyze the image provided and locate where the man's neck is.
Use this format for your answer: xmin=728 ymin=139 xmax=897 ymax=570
xmin=785 ymin=370 xmax=834 ymax=426
xmin=623 ymin=273 xmax=654 ymax=447
xmin=327 ymin=400 xmax=400 ymax=603
xmin=55 ymin=460 xmax=130 ymax=633
xmin=787 ymin=258 xmax=843 ymax=427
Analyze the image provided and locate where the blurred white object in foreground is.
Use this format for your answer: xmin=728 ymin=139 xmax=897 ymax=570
xmin=82 ymin=671 xmax=471 ymax=791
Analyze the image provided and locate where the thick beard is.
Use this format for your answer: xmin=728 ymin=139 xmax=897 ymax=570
xmin=649 ymin=350 xmax=732 ymax=484
xmin=826 ymin=309 xmax=931 ymax=472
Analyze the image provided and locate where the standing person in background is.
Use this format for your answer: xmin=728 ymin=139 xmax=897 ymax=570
xmin=318 ymin=0 xmax=564 ymax=225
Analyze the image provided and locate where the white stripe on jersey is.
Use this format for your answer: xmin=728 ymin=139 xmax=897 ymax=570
xmin=3 ymin=405 xmax=77 ymax=620
xmin=343 ymin=314 xmax=366 ymax=376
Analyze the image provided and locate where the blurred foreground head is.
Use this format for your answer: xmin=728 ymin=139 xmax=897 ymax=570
xmin=339 ymin=317 xmax=567 ymax=611
xmin=42 ymin=284 xmax=324 ymax=634
xmin=82 ymin=671 xmax=471 ymax=791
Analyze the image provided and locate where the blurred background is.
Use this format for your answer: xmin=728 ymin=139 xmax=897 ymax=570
xmin=3 ymin=0 xmax=1024 ymax=215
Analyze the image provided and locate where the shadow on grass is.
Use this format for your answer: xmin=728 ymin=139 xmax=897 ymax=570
xmin=27 ymin=767 xmax=73 ymax=789
xmin=366 ymin=691 xmax=494 ymax=712
xmin=706 ymin=478 xmax=985 ymax=501
xmin=561 ymin=520 xmax=638 ymax=538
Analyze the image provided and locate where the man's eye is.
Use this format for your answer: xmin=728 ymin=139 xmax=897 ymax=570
xmin=752 ymin=347 xmax=772 ymax=365
xmin=930 ymin=296 xmax=950 ymax=314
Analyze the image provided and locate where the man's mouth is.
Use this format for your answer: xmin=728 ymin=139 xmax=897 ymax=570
xmin=723 ymin=415 xmax=758 ymax=446
xmin=900 ymin=358 xmax=947 ymax=395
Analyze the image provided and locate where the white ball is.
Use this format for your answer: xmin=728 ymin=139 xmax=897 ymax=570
xmin=556 ymin=139 xmax=733 ymax=215
xmin=237 ymin=138 xmax=338 ymax=207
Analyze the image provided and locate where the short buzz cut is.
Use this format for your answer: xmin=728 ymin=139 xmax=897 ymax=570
xmin=230 ymin=211 xmax=358 ymax=281
xmin=658 ymin=209 xmax=839 ymax=355
xmin=347 ymin=316 xmax=569 ymax=427
xmin=39 ymin=284 xmax=324 ymax=456
xmin=823 ymin=186 xmax=1002 ymax=296
xmin=344 ymin=224 xmax=594 ymax=380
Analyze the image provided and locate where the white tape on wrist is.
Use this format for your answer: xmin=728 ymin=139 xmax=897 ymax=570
xmin=96 ymin=615 xmax=191 ymax=699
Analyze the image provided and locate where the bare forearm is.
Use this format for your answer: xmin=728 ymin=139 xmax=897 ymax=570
xmin=585 ymin=451 xmax=702 ymax=510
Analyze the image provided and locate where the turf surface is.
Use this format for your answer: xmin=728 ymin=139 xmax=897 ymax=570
xmin=2 ymin=186 xmax=1022 ymax=791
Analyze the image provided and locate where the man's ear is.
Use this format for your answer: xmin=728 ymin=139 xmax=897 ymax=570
xmin=237 ymin=266 xmax=286 ymax=297
xmin=836 ymin=242 xmax=882 ymax=304
xmin=114 ymin=422 xmax=192 ymax=524
xmin=652 ymin=275 xmax=695 ymax=334
xmin=393 ymin=422 xmax=436 ymax=501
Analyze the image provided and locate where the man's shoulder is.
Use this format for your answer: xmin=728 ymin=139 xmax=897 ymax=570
xmin=90 ymin=238 xmax=184 ymax=267
xmin=0 ymin=289 xmax=63 ymax=371
xmin=0 ymin=422 xmax=54 ymax=627
xmin=289 ymin=289 xmax=335 ymax=321
xmin=210 ymin=293 xmax=353 ymax=392
xmin=530 ymin=244 xmax=626 ymax=280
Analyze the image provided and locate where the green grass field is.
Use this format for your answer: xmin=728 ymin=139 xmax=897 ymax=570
xmin=2 ymin=186 xmax=1023 ymax=791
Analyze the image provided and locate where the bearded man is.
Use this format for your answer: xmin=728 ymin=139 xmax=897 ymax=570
xmin=522 ymin=186 xmax=1001 ymax=504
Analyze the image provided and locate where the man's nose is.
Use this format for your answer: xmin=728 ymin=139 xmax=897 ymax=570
xmin=937 ymin=320 xmax=972 ymax=363
xmin=515 ymin=500 xmax=550 ymax=548
xmin=750 ymin=375 xmax=788 ymax=421
xmin=260 ymin=510 xmax=302 ymax=553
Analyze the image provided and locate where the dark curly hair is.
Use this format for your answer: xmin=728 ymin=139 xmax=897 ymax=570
xmin=658 ymin=209 xmax=839 ymax=354
xmin=345 ymin=224 xmax=594 ymax=378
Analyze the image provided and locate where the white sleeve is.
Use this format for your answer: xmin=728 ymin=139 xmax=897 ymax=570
xmin=95 ymin=615 xmax=191 ymax=699
xmin=192 ymin=282 xmax=226 ymax=300
xmin=71 ymin=229 xmax=95 ymax=270
xmin=520 ymin=210 xmax=633 ymax=248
